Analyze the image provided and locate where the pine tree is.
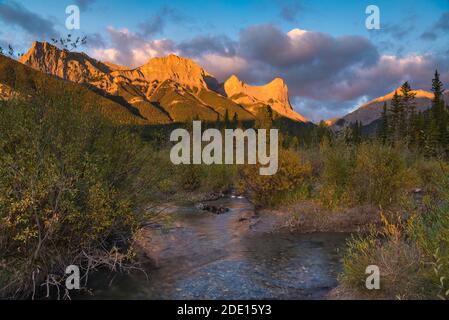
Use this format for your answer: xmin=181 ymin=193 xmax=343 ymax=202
xmin=232 ymin=112 xmax=238 ymax=129
xmin=432 ymin=70 xmax=444 ymax=105
xmin=378 ymin=102 xmax=389 ymax=144
xmin=215 ymin=113 xmax=221 ymax=129
xmin=390 ymin=90 xmax=403 ymax=143
xmin=413 ymin=111 xmax=426 ymax=152
xmin=345 ymin=121 xmax=362 ymax=145
xmin=400 ymin=82 xmax=416 ymax=143
xmin=429 ymin=70 xmax=448 ymax=155
xmin=224 ymin=109 xmax=230 ymax=128
xmin=255 ymin=106 xmax=273 ymax=129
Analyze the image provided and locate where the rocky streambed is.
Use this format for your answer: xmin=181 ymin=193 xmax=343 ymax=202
xmin=84 ymin=197 xmax=349 ymax=300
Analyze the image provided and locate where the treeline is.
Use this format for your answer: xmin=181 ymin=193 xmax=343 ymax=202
xmin=377 ymin=71 xmax=449 ymax=156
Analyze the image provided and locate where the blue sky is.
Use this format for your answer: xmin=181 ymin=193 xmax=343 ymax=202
xmin=1 ymin=0 xmax=448 ymax=121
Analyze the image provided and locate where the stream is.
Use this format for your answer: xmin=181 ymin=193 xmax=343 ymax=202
xmin=84 ymin=197 xmax=349 ymax=300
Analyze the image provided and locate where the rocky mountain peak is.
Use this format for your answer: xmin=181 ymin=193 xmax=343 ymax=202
xmin=19 ymin=41 xmax=114 ymax=89
xmin=224 ymin=75 xmax=306 ymax=122
xmin=17 ymin=41 xmax=308 ymax=124
xmin=132 ymin=54 xmax=217 ymax=91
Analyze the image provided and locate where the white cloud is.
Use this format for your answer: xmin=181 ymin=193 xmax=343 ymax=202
xmin=90 ymin=27 xmax=176 ymax=68
xmin=197 ymin=54 xmax=249 ymax=81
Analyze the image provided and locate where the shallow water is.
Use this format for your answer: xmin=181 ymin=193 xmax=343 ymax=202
xmin=84 ymin=198 xmax=349 ymax=300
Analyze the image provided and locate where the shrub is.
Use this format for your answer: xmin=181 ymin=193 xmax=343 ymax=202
xmin=349 ymin=143 xmax=418 ymax=208
xmin=237 ymin=149 xmax=312 ymax=207
xmin=0 ymin=96 xmax=163 ymax=299
xmin=201 ymin=164 xmax=237 ymax=193
xmin=319 ymin=141 xmax=354 ymax=208
xmin=319 ymin=142 xmax=418 ymax=208
xmin=341 ymin=185 xmax=449 ymax=299
xmin=412 ymin=159 xmax=449 ymax=198
xmin=341 ymin=213 xmax=424 ymax=299
xmin=409 ymin=192 xmax=449 ymax=299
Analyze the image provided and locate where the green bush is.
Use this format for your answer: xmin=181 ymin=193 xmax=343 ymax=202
xmin=412 ymin=159 xmax=449 ymax=198
xmin=319 ymin=142 xmax=417 ymax=208
xmin=0 ymin=96 xmax=163 ymax=298
xmin=237 ymin=149 xmax=313 ymax=208
xmin=350 ymin=143 xmax=417 ymax=207
xmin=319 ymin=141 xmax=354 ymax=207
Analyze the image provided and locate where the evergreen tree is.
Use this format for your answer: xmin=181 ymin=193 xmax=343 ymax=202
xmin=345 ymin=121 xmax=362 ymax=145
xmin=429 ymin=70 xmax=448 ymax=155
xmin=400 ymin=81 xmax=416 ymax=143
xmin=390 ymin=90 xmax=403 ymax=143
xmin=413 ymin=111 xmax=426 ymax=152
xmin=232 ymin=112 xmax=238 ymax=129
xmin=255 ymin=106 xmax=273 ymax=129
xmin=215 ymin=113 xmax=221 ymax=129
xmin=224 ymin=109 xmax=230 ymax=128
xmin=291 ymin=136 xmax=300 ymax=150
xmin=432 ymin=70 xmax=444 ymax=104
xmin=378 ymin=102 xmax=389 ymax=144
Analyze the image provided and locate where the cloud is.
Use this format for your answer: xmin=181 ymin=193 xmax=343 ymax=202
xmin=278 ymin=0 xmax=305 ymax=23
xmin=421 ymin=11 xmax=449 ymax=41
xmin=196 ymin=54 xmax=249 ymax=80
xmin=239 ymin=25 xmax=379 ymax=69
xmin=177 ymin=35 xmax=237 ymax=58
xmin=138 ymin=6 xmax=186 ymax=38
xmin=84 ymin=32 xmax=106 ymax=49
xmin=434 ymin=11 xmax=449 ymax=31
xmin=74 ymin=0 xmax=96 ymax=11
xmin=421 ymin=31 xmax=437 ymax=41
xmin=91 ymin=27 xmax=176 ymax=67
xmin=0 ymin=1 xmax=57 ymax=37
xmin=381 ymin=21 xmax=415 ymax=40
xmin=89 ymin=6 xmax=187 ymax=66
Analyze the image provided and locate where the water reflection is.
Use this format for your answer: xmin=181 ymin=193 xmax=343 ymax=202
xmin=83 ymin=198 xmax=348 ymax=300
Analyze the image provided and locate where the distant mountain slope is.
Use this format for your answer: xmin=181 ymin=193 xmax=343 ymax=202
xmin=0 ymin=55 xmax=146 ymax=125
xmin=18 ymin=41 xmax=307 ymax=124
xmin=331 ymin=88 xmax=449 ymax=130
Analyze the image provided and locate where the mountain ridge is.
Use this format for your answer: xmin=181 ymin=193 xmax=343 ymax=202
xmin=330 ymin=88 xmax=449 ymax=130
xmin=0 ymin=54 xmax=147 ymax=124
xmin=18 ymin=41 xmax=308 ymax=124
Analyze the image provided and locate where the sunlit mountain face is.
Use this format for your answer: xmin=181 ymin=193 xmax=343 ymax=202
xmin=1 ymin=0 xmax=448 ymax=122
xmin=16 ymin=41 xmax=306 ymax=124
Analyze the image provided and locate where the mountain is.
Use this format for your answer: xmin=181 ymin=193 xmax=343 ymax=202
xmin=113 ymin=54 xmax=219 ymax=91
xmin=19 ymin=41 xmax=115 ymax=88
xmin=0 ymin=54 xmax=148 ymax=125
xmin=224 ymin=75 xmax=307 ymax=122
xmin=18 ymin=41 xmax=307 ymax=124
xmin=330 ymin=88 xmax=449 ymax=130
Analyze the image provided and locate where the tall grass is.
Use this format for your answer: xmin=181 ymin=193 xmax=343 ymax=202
xmin=341 ymin=181 xmax=449 ymax=299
